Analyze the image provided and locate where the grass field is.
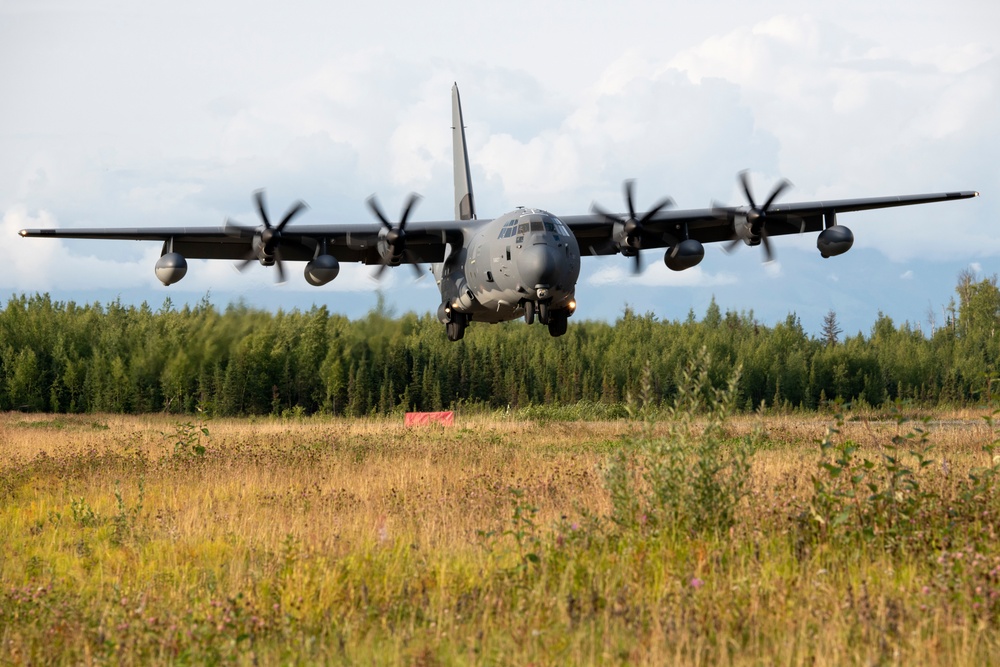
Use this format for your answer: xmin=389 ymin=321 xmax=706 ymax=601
xmin=2 ymin=406 xmax=999 ymax=665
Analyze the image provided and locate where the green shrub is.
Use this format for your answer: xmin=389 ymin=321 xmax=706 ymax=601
xmin=602 ymin=348 xmax=755 ymax=536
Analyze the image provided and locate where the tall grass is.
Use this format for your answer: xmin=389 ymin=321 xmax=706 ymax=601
xmin=1 ymin=394 xmax=998 ymax=664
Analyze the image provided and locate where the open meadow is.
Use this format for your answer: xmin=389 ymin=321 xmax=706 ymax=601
xmin=2 ymin=406 xmax=999 ymax=665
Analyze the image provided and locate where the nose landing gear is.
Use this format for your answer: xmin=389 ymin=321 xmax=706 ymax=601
xmin=521 ymin=299 xmax=570 ymax=337
xmin=523 ymin=299 xmax=552 ymax=325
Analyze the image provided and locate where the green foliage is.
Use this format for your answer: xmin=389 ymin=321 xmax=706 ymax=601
xmin=516 ymin=400 xmax=630 ymax=422
xmin=798 ymin=410 xmax=1000 ymax=553
xmin=164 ymin=417 xmax=210 ymax=458
xmin=2 ymin=271 xmax=1000 ymax=416
xmin=798 ymin=414 xmax=928 ymax=549
xmin=3 ymin=414 xmax=1000 ymax=664
xmin=111 ymin=478 xmax=145 ymax=546
xmin=604 ymin=349 xmax=755 ymax=536
xmin=70 ymin=497 xmax=98 ymax=528
xmin=477 ymin=487 xmax=543 ymax=579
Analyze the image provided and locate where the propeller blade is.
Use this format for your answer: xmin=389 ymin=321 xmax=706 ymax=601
xmin=366 ymin=195 xmax=393 ymax=230
xmin=254 ymin=190 xmax=271 ymax=228
xmin=590 ymin=202 xmax=621 ymax=226
xmin=367 ymin=192 xmax=426 ymax=280
xmin=403 ymin=248 xmax=425 ymax=280
xmin=236 ymin=251 xmax=256 ymax=272
xmin=599 ymin=179 xmax=675 ymax=267
xmin=398 ymin=193 xmax=422 ymax=230
xmin=274 ymin=249 xmax=286 ymax=284
xmin=762 ymin=179 xmax=791 ymax=212
xmin=739 ymin=170 xmax=756 ymax=209
xmin=723 ymin=237 xmax=742 ymax=255
xmin=224 ymin=218 xmax=255 ymax=238
xmin=761 ymin=231 xmax=774 ymax=263
xmin=588 ymin=237 xmax=618 ymax=256
xmin=276 ymin=200 xmax=308 ymax=232
xmin=638 ymin=196 xmax=674 ymax=224
xmin=710 ymin=200 xmax=732 ymax=220
xmin=727 ymin=171 xmax=793 ymax=263
xmin=623 ymin=179 xmax=637 ymax=222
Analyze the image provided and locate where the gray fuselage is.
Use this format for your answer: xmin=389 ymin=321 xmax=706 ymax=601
xmin=434 ymin=208 xmax=581 ymax=324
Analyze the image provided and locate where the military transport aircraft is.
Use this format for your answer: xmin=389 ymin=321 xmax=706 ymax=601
xmin=20 ymin=84 xmax=979 ymax=341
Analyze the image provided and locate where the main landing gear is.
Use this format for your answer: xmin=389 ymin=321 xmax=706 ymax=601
xmin=523 ymin=300 xmax=569 ymax=338
xmin=445 ymin=313 xmax=469 ymax=341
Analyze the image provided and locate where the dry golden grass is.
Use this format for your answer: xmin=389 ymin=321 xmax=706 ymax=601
xmin=1 ymin=409 xmax=998 ymax=665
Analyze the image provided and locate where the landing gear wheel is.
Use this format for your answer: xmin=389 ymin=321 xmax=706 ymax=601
xmin=547 ymin=310 xmax=568 ymax=337
xmin=523 ymin=300 xmax=535 ymax=325
xmin=538 ymin=300 xmax=550 ymax=325
xmin=444 ymin=320 xmax=465 ymax=342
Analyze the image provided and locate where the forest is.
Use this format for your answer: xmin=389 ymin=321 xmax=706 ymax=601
xmin=1 ymin=271 xmax=998 ymax=416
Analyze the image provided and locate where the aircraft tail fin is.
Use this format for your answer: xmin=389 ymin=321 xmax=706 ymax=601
xmin=452 ymin=83 xmax=476 ymax=220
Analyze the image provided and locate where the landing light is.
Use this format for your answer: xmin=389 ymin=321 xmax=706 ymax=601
xmin=568 ymin=300 xmax=577 ymax=313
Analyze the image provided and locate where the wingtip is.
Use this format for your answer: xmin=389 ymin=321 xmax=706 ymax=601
xmin=18 ymin=229 xmax=27 ymax=237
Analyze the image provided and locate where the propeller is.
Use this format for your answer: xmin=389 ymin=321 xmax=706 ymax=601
xmin=366 ymin=193 xmax=425 ymax=280
xmin=227 ymin=189 xmax=309 ymax=283
xmin=721 ymin=170 xmax=791 ymax=263
xmin=591 ymin=179 xmax=673 ymax=274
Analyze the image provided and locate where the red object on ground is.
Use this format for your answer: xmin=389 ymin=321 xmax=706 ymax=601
xmin=404 ymin=411 xmax=455 ymax=426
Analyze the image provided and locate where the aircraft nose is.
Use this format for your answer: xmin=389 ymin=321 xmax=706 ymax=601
xmin=517 ymin=243 xmax=561 ymax=288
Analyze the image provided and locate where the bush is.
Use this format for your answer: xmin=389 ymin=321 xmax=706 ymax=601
xmin=602 ymin=348 xmax=755 ymax=536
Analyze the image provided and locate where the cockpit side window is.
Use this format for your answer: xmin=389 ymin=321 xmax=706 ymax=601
xmin=498 ymin=218 xmax=519 ymax=239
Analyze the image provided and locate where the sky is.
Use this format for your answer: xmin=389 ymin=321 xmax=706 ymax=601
xmin=1 ymin=0 xmax=997 ymax=337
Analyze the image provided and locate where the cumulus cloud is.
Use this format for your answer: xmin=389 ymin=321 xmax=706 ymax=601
xmin=3 ymin=207 xmax=162 ymax=291
xmin=1 ymin=0 xmax=995 ymax=326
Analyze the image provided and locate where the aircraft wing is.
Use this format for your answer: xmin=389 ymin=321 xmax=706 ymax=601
xmin=19 ymin=220 xmax=471 ymax=265
xmin=19 ymin=190 xmax=979 ymax=263
xmin=561 ymin=190 xmax=980 ymax=255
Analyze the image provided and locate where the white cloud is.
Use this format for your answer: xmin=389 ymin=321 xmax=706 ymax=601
xmin=3 ymin=206 xmax=162 ymax=291
xmin=1 ymin=0 xmax=995 ymax=328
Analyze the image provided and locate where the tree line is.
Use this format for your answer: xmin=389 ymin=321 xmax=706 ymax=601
xmin=2 ymin=271 xmax=998 ymax=416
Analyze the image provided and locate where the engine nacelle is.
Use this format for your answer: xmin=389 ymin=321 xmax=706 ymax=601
xmin=664 ymin=239 xmax=705 ymax=271
xmin=154 ymin=252 xmax=187 ymax=286
xmin=304 ymin=254 xmax=340 ymax=286
xmin=817 ymin=225 xmax=854 ymax=258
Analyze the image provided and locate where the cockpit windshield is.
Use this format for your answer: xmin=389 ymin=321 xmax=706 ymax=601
xmin=497 ymin=212 xmax=571 ymax=240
